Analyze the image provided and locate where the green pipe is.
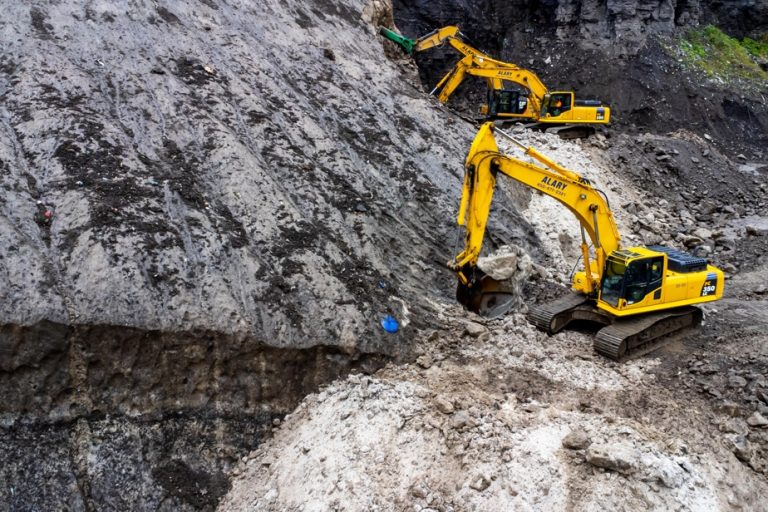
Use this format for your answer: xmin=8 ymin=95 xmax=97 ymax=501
xmin=379 ymin=27 xmax=416 ymax=54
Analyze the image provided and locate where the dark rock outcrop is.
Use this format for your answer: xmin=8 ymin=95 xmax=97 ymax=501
xmin=394 ymin=0 xmax=768 ymax=54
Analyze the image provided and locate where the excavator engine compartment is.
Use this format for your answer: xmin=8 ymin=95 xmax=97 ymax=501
xmin=647 ymin=245 xmax=708 ymax=272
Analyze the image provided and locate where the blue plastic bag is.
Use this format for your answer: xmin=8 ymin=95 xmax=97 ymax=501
xmin=381 ymin=315 xmax=399 ymax=333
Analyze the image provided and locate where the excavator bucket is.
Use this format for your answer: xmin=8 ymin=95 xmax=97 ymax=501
xmin=456 ymin=270 xmax=518 ymax=319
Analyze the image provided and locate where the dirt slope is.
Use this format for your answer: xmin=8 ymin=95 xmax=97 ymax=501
xmin=0 ymin=0 xmax=541 ymax=509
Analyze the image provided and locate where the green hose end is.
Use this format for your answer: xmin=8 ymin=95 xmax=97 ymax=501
xmin=379 ymin=27 xmax=415 ymax=54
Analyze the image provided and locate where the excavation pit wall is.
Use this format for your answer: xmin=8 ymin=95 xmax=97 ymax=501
xmin=0 ymin=322 xmax=388 ymax=510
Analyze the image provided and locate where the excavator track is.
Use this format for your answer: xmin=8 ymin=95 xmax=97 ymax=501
xmin=527 ymin=293 xmax=612 ymax=334
xmin=594 ymin=306 xmax=703 ymax=361
xmin=528 ymin=296 xmax=703 ymax=362
xmin=544 ymin=125 xmax=596 ymax=140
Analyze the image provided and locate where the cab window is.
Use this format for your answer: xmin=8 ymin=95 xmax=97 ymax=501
xmin=623 ymin=260 xmax=650 ymax=304
xmin=624 ymin=257 xmax=663 ymax=305
xmin=549 ymin=93 xmax=572 ymax=116
xmin=600 ymin=258 xmax=625 ymax=307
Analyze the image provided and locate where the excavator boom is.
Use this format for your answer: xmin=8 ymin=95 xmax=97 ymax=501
xmin=451 ymin=122 xmax=620 ymax=297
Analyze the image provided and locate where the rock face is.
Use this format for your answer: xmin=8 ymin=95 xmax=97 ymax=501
xmin=0 ymin=0 xmax=540 ymax=509
xmin=394 ymin=0 xmax=768 ymax=53
xmin=2 ymin=0 xmax=468 ymax=354
xmin=555 ymin=1 xmax=691 ymax=50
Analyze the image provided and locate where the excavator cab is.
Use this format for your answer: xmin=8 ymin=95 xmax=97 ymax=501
xmin=599 ymin=253 xmax=665 ymax=310
xmin=487 ymin=89 xmax=529 ymax=117
xmin=595 ymin=246 xmax=722 ymax=318
xmin=541 ymin=92 xmax=573 ymax=119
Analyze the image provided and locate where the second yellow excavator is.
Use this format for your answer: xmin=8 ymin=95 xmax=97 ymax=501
xmin=381 ymin=26 xmax=610 ymax=138
xmin=449 ymin=123 xmax=724 ymax=360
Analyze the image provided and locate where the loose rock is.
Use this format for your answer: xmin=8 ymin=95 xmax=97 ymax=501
xmin=468 ymin=474 xmax=491 ymax=491
xmin=464 ymin=322 xmax=488 ymax=338
xmin=435 ymin=396 xmax=455 ymax=415
xmin=747 ymin=411 xmax=768 ymax=428
xmin=562 ymin=429 xmax=592 ymax=450
xmin=731 ymin=436 xmax=753 ymax=463
xmin=585 ymin=443 xmax=638 ymax=474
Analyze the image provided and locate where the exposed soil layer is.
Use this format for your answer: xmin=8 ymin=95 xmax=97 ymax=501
xmin=3 ymin=415 xmax=256 ymax=511
xmin=0 ymin=322 xmax=387 ymax=421
xmin=0 ymin=321 xmax=387 ymax=509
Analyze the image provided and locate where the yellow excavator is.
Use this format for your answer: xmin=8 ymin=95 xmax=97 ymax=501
xmin=449 ymin=123 xmax=724 ymax=360
xmin=380 ymin=26 xmax=610 ymax=138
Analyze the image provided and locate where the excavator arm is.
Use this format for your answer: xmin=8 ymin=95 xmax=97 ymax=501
xmin=381 ymin=25 xmax=499 ymax=62
xmin=449 ymin=123 xmax=621 ymax=301
xmin=430 ymin=55 xmax=473 ymax=102
xmin=412 ymin=25 xmax=462 ymax=52
xmin=381 ymin=26 xmax=551 ymax=118
xmin=464 ymin=66 xmax=548 ymax=115
xmin=430 ymin=64 xmax=550 ymax=117
xmin=380 ymin=26 xmax=462 ymax=54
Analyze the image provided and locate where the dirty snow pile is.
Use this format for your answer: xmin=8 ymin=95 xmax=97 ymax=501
xmin=219 ymin=313 xmax=767 ymax=511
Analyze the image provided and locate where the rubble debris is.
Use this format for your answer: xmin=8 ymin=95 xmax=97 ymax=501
xmin=585 ymin=443 xmax=638 ymax=474
xmin=463 ymin=321 xmax=486 ymax=338
xmin=747 ymin=411 xmax=768 ymax=428
xmin=562 ymin=429 xmax=592 ymax=450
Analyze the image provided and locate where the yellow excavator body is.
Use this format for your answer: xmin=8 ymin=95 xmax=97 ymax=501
xmin=380 ymin=26 xmax=611 ymax=131
xmin=588 ymin=246 xmax=723 ymax=317
xmin=449 ymin=123 xmax=723 ymax=359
